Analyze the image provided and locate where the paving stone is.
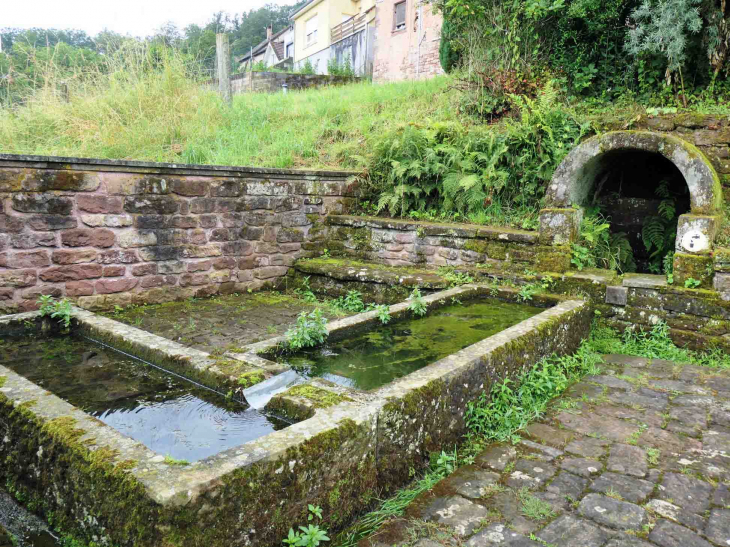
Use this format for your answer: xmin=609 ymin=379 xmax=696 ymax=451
xmin=703 ymin=430 xmax=730 ymax=452
xmin=465 ymin=524 xmax=540 ymax=546
xmin=537 ymin=514 xmax=611 ymax=547
xmin=647 ymin=468 xmax=662 ymax=483
xmin=505 ymin=460 xmax=556 ymax=490
xmin=577 ymin=493 xmax=646 ymax=530
xmin=705 ymin=508 xmax=730 ymax=546
xmin=713 ymin=483 xmax=729 ymax=506
xmin=440 ymin=465 xmax=501 ymax=500
xmin=659 ymin=473 xmax=714 ymax=514
xmin=597 ymin=404 xmax=666 ymax=428
xmin=604 ymin=538 xmax=655 ymax=547
xmin=648 ymin=519 xmax=713 ymax=547
xmin=667 ymin=421 xmax=704 ymax=438
xmin=673 ymin=395 xmax=717 ymax=407
xmin=561 ymin=457 xmax=603 ymax=478
xmin=518 ymin=439 xmax=563 ymax=462
xmin=649 ymin=379 xmax=709 ymax=395
xmin=420 ymin=495 xmax=490 ymax=536
xmin=645 ymin=499 xmax=706 ymax=531
xmin=545 ymin=471 xmax=588 ymax=503
xmin=565 ymin=437 xmax=609 ymax=458
xmin=640 ymin=426 xmax=702 ymax=452
xmin=608 ymin=389 xmax=669 ymax=410
xmin=523 ymin=423 xmax=572 ymax=447
xmin=565 ymin=382 xmax=604 ymax=399
xmin=602 ymin=355 xmax=649 ymax=367
xmin=476 ymin=446 xmax=517 ymax=472
xmin=607 ymin=444 xmax=648 ymax=478
xmin=590 ymin=472 xmax=655 ymax=504
xmin=556 ymin=412 xmax=638 ymax=442
xmin=486 ymin=492 xmax=540 ymax=535
xmin=586 ymin=375 xmax=633 ymax=390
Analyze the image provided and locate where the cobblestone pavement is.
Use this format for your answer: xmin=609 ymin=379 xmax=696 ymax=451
xmin=362 ymin=355 xmax=730 ymax=547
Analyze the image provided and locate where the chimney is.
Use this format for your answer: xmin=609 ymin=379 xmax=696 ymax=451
xmin=266 ymin=25 xmax=273 ymax=40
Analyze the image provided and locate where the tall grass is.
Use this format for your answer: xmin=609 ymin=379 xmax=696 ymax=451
xmin=0 ymin=44 xmax=456 ymax=169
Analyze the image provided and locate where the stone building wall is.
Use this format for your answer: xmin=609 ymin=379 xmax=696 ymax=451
xmin=372 ymin=0 xmax=444 ymax=82
xmin=0 ymin=155 xmax=357 ymax=314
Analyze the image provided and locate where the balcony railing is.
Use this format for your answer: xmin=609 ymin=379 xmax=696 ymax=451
xmin=331 ymin=12 xmax=368 ymax=43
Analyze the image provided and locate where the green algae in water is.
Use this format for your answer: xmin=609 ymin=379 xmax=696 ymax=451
xmin=279 ymin=299 xmax=542 ymax=390
xmin=0 ymin=335 xmax=288 ymax=462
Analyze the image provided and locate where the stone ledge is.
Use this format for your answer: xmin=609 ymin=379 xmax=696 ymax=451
xmin=325 ymin=215 xmax=538 ymax=243
xmin=0 ymin=153 xmax=357 ymax=179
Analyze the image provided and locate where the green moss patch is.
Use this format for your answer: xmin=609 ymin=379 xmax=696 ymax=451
xmin=238 ymin=370 xmax=266 ymax=388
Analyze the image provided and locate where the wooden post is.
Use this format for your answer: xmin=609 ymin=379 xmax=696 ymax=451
xmin=60 ymin=81 xmax=69 ymax=103
xmin=216 ymin=33 xmax=231 ymax=103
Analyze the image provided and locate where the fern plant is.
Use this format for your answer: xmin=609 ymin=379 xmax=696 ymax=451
xmin=642 ymin=180 xmax=680 ymax=274
xmin=572 ymin=208 xmax=636 ymax=273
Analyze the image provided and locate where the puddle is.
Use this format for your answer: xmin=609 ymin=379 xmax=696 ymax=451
xmin=277 ymin=299 xmax=542 ymax=390
xmin=0 ymin=335 xmax=288 ymax=462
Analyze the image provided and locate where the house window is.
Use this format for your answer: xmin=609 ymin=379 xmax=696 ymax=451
xmin=393 ymin=1 xmax=406 ymax=31
xmin=286 ymin=43 xmax=294 ymax=58
xmin=305 ymin=16 xmax=318 ymax=46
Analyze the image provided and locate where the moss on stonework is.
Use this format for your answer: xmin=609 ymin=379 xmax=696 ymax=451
xmin=0 ymin=398 xmax=159 ymax=547
xmin=286 ymin=384 xmax=351 ymax=407
xmin=673 ymin=252 xmax=714 ymax=289
xmin=0 ymin=376 xmax=5 ymax=388
xmin=265 ymin=384 xmax=351 ymax=422
xmin=238 ymin=370 xmax=266 ymax=388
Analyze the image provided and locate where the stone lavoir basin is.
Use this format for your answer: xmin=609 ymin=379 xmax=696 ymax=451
xmin=274 ymin=298 xmax=542 ymax=391
xmin=0 ymin=334 xmax=289 ymax=463
xmin=0 ymin=284 xmax=590 ymax=547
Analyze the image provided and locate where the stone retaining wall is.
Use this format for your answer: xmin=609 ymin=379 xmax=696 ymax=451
xmin=313 ymin=215 xmax=570 ymax=272
xmin=0 ymin=154 xmax=358 ymax=313
xmin=636 ymin=113 xmax=730 ymax=192
xmin=227 ymin=72 xmax=361 ymax=94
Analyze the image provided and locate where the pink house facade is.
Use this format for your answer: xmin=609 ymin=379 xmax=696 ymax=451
xmin=372 ymin=0 xmax=444 ymax=82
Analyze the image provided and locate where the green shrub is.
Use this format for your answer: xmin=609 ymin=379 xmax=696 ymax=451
xmin=285 ymin=308 xmax=329 ymax=351
xmin=367 ymin=85 xmax=589 ymax=224
xmin=571 ymin=208 xmax=635 ymax=273
xmin=37 ymin=295 xmax=74 ymax=328
xmin=407 ymin=288 xmax=428 ymax=316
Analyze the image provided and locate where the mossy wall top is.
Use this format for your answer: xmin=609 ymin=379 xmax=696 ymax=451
xmin=0 ymin=154 xmax=358 ymax=313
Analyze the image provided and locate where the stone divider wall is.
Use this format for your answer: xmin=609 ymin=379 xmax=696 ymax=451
xmin=312 ymin=215 xmax=570 ymax=272
xmin=0 ymin=154 xmax=358 ymax=314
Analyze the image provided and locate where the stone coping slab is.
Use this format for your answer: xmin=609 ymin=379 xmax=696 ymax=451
xmin=0 ymin=153 xmax=357 ymax=178
xmin=326 ymin=214 xmax=539 ymax=242
xmin=0 ymin=286 xmax=590 ymax=547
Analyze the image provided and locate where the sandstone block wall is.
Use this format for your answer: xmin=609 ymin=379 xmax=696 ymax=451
xmin=313 ymin=215 xmax=570 ymax=272
xmin=636 ymin=114 xmax=730 ymax=193
xmin=0 ymin=155 xmax=357 ymax=313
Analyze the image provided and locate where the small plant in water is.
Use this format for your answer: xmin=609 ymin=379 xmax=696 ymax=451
xmin=285 ymin=308 xmax=329 ymax=351
xmin=372 ymin=304 xmax=391 ymax=324
xmin=37 ymin=295 xmax=73 ymax=328
xmin=407 ymin=288 xmax=428 ymax=316
xmin=282 ymin=505 xmax=330 ymax=547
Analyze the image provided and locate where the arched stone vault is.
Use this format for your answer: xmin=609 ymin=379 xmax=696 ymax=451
xmin=539 ymin=132 xmax=723 ymax=267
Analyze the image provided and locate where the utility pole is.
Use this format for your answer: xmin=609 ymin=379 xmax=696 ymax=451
xmin=216 ymin=33 xmax=232 ymax=104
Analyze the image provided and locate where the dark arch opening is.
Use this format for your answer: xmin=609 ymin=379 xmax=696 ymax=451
xmin=589 ymin=150 xmax=690 ymax=273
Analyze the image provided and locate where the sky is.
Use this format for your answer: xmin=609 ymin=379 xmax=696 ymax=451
xmin=2 ymin=0 xmax=292 ymax=38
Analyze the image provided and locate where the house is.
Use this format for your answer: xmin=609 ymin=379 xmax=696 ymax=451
xmin=291 ymin=0 xmax=376 ymax=75
xmin=371 ymin=0 xmax=443 ymax=82
xmin=236 ymin=25 xmax=295 ymax=71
